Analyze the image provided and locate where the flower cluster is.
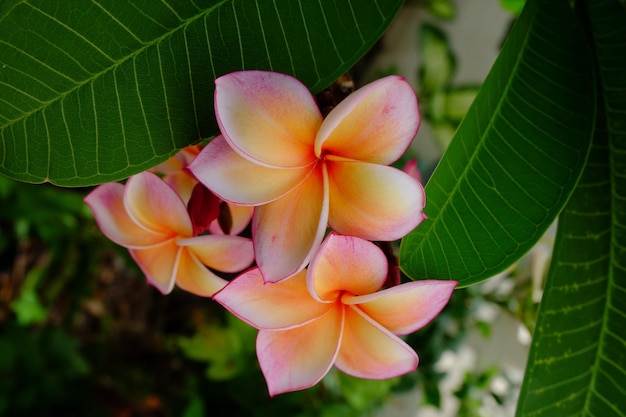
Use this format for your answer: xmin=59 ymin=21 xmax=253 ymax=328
xmin=85 ymin=71 xmax=457 ymax=396
xmin=84 ymin=157 xmax=254 ymax=297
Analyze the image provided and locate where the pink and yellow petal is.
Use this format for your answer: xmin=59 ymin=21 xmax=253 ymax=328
xmin=178 ymin=234 xmax=254 ymax=273
xmin=189 ymin=136 xmax=313 ymax=206
xmin=174 ymin=249 xmax=228 ymax=297
xmin=257 ymin=306 xmax=343 ymax=396
xmin=129 ymin=239 xmax=181 ymax=294
xmin=151 ymin=153 xmax=185 ymax=175
xmin=163 ymin=172 xmax=197 ymax=204
xmin=215 ymin=71 xmax=321 ymax=168
xmin=84 ymin=182 xmax=168 ymax=247
xmin=335 ymin=306 xmax=418 ymax=379
xmin=214 ymin=268 xmax=331 ymax=329
xmin=124 ymin=172 xmax=193 ymax=237
xmin=152 ymin=145 xmax=201 ymax=201
xmin=343 ymin=280 xmax=457 ymax=335
xmin=228 ymin=203 xmax=254 ymax=235
xmin=307 ymin=233 xmax=387 ymax=303
xmin=253 ymin=164 xmax=328 ymax=283
xmin=315 ymin=76 xmax=419 ymax=164
xmin=327 ymin=161 xmax=426 ymax=241
xmin=151 ymin=145 xmax=201 ymax=176
xmin=209 ymin=203 xmax=254 ymax=235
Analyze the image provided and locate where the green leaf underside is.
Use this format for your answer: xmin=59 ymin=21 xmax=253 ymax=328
xmin=516 ymin=0 xmax=626 ymax=415
xmin=515 ymin=96 xmax=612 ymax=417
xmin=0 ymin=0 xmax=401 ymax=186
xmin=400 ymin=0 xmax=595 ymax=286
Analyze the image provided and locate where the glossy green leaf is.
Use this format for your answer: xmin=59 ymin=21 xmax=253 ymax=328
xmin=400 ymin=0 xmax=595 ymax=286
xmin=515 ymin=102 xmax=623 ymax=415
xmin=0 ymin=0 xmax=401 ymax=186
xmin=515 ymin=108 xmax=612 ymax=417
xmin=517 ymin=0 xmax=626 ymax=415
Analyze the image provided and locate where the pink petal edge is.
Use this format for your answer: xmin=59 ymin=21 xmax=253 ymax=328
xmin=84 ymin=182 xmax=167 ymax=248
xmin=257 ymin=306 xmax=343 ymax=396
xmin=189 ymin=136 xmax=313 ymax=206
xmin=213 ymin=268 xmax=330 ymax=330
xmin=327 ymin=161 xmax=426 ymax=241
xmin=215 ymin=71 xmax=321 ymax=168
xmin=344 ymin=280 xmax=458 ymax=335
xmin=334 ymin=305 xmax=418 ymax=379
xmin=124 ymin=171 xmax=192 ymax=237
xmin=315 ymin=75 xmax=420 ymax=165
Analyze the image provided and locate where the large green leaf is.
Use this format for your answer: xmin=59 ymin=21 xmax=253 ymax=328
xmin=400 ymin=0 xmax=595 ymax=286
xmin=516 ymin=0 xmax=626 ymax=415
xmin=0 ymin=0 xmax=401 ymax=186
xmin=515 ymin=98 xmax=612 ymax=417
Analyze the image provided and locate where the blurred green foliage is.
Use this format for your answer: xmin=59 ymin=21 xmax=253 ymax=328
xmin=418 ymin=23 xmax=480 ymax=149
xmin=0 ymin=325 xmax=91 ymax=415
xmin=0 ymin=173 xmax=533 ymax=416
xmin=0 ymin=172 xmax=475 ymax=416
xmin=0 ymin=175 xmax=431 ymax=416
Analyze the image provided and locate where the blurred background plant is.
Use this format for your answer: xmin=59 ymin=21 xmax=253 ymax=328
xmin=0 ymin=1 xmax=544 ymax=416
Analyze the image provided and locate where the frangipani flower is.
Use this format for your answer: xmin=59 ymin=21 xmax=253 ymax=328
xmin=189 ymin=71 xmax=426 ymax=282
xmin=214 ymin=233 xmax=457 ymax=396
xmin=84 ymin=171 xmax=254 ymax=297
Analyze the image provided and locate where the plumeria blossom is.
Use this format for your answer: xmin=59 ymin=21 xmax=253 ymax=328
xmin=189 ymin=71 xmax=426 ymax=282
xmin=84 ymin=171 xmax=254 ymax=297
xmin=214 ymin=233 xmax=457 ymax=396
